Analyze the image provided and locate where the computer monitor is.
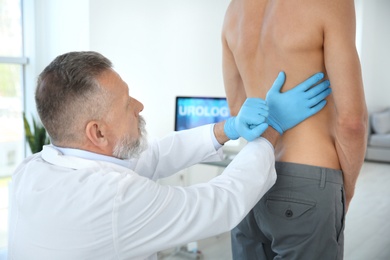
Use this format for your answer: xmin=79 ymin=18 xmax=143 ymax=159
xmin=174 ymin=96 xmax=230 ymax=131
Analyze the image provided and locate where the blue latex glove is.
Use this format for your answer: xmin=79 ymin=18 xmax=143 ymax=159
xmin=224 ymin=98 xmax=269 ymax=141
xmin=266 ymin=71 xmax=331 ymax=134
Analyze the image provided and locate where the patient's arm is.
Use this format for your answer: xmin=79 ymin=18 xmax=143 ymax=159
xmin=221 ymin=35 xmax=246 ymax=116
xmin=323 ymin=0 xmax=368 ymax=211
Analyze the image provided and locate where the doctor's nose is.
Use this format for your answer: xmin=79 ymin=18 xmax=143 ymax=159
xmin=134 ymin=98 xmax=144 ymax=114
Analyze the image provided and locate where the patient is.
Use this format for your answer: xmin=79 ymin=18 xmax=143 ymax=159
xmin=221 ymin=0 xmax=368 ymax=259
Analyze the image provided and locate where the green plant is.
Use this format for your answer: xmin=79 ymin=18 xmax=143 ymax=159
xmin=23 ymin=113 xmax=50 ymax=153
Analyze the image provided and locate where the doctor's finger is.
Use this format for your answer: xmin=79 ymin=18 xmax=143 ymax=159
xmin=305 ymin=80 xmax=330 ymax=98
xmin=307 ymin=88 xmax=332 ymax=108
xmin=292 ymin=72 xmax=324 ymax=93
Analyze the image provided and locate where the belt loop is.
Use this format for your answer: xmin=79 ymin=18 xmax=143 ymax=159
xmin=320 ymin=169 xmax=326 ymax=189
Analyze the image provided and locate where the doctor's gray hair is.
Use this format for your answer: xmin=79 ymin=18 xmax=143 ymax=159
xmin=35 ymin=51 xmax=113 ymax=145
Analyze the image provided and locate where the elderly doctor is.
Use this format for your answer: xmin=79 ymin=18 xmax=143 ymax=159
xmin=8 ymin=51 xmax=330 ymax=260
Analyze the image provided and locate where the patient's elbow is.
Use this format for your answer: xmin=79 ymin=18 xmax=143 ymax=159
xmin=336 ymin=113 xmax=368 ymax=137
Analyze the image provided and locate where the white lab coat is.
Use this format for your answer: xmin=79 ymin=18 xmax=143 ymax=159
xmin=8 ymin=124 xmax=276 ymax=260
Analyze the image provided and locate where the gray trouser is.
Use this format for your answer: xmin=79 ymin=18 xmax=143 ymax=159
xmin=231 ymin=162 xmax=345 ymax=260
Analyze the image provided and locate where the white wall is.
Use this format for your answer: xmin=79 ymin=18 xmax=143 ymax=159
xmin=358 ymin=0 xmax=390 ymax=112
xmin=89 ymin=0 xmax=230 ymax=138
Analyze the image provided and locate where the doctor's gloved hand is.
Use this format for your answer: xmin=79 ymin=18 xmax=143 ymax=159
xmin=266 ymin=71 xmax=331 ymax=135
xmin=224 ymin=98 xmax=269 ymax=142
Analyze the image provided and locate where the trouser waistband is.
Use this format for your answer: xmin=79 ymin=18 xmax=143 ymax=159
xmin=275 ymin=162 xmax=343 ymax=185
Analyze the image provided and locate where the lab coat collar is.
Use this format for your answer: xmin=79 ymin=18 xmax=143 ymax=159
xmin=41 ymin=145 xmax=130 ymax=170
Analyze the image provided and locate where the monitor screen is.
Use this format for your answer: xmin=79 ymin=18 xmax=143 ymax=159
xmin=174 ymin=96 xmax=231 ymax=131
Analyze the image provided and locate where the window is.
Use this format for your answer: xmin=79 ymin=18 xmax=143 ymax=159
xmin=0 ymin=0 xmax=27 ymax=255
xmin=0 ymin=0 xmax=26 ymax=178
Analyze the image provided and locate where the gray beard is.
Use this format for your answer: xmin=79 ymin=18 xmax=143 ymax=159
xmin=113 ymin=116 xmax=148 ymax=159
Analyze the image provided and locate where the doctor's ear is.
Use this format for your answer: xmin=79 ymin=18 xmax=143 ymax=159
xmin=85 ymin=120 xmax=108 ymax=147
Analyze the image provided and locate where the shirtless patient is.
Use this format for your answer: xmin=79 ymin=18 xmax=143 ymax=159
xmin=221 ymin=0 xmax=368 ymax=259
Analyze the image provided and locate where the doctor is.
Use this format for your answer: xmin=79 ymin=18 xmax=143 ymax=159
xmin=8 ymin=51 xmax=330 ymax=260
